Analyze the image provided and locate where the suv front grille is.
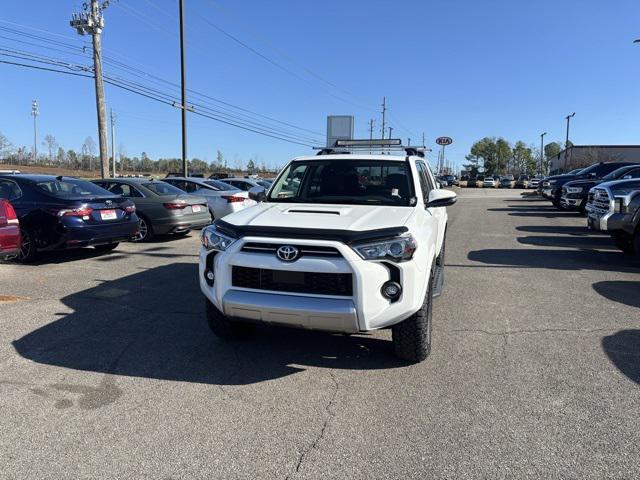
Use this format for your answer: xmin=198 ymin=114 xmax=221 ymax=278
xmin=590 ymin=188 xmax=611 ymax=211
xmin=241 ymin=243 xmax=341 ymax=258
xmin=232 ymin=266 xmax=352 ymax=296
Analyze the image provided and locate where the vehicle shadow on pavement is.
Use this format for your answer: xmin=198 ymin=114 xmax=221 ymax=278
xmin=516 ymin=225 xmax=598 ymax=236
xmin=517 ymin=235 xmax=617 ymax=250
xmin=467 ymin=248 xmax=640 ymax=272
xmin=592 ymin=281 xmax=640 ymax=308
xmin=12 ymin=263 xmax=405 ymax=387
xmin=23 ymin=244 xmax=196 ymax=265
xmin=601 ymin=330 xmax=640 ymax=384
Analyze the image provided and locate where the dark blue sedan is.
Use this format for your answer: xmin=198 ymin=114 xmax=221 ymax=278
xmin=0 ymin=174 xmax=139 ymax=262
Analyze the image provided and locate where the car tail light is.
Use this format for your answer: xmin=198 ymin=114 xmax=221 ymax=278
xmin=222 ymin=195 xmax=245 ymax=203
xmin=57 ymin=207 xmax=94 ymax=217
xmin=0 ymin=199 xmax=18 ymax=227
xmin=164 ymin=202 xmax=188 ymax=210
xmin=123 ymin=205 xmax=136 ymax=213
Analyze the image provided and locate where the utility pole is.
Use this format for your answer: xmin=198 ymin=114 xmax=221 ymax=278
xmin=388 ymin=126 xmax=393 ymax=139
xmin=540 ymin=131 xmax=547 ymax=175
xmin=407 ymin=138 xmax=411 ymax=146
xmin=70 ymin=0 xmax=110 ymax=179
xmin=179 ymin=0 xmax=188 ymax=177
xmin=422 ymin=132 xmax=425 ymax=147
xmin=368 ymin=119 xmax=375 ymax=154
xmin=380 ymin=96 xmax=386 ymax=139
xmin=31 ymin=100 xmax=39 ymax=163
xmin=564 ymin=112 xmax=575 ymax=168
xmin=110 ymin=108 xmax=116 ymax=178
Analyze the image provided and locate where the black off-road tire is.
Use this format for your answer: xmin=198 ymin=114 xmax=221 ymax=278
xmin=17 ymin=227 xmax=38 ymax=263
xmin=392 ymin=261 xmax=435 ymax=363
xmin=612 ymin=232 xmax=634 ymax=255
xmin=205 ymin=298 xmax=254 ymax=339
xmin=94 ymin=243 xmax=119 ymax=253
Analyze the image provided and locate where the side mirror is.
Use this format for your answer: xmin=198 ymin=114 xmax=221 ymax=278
xmin=426 ymin=189 xmax=457 ymax=208
xmin=248 ymin=186 xmax=266 ymax=202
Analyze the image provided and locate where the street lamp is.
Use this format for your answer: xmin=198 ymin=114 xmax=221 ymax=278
xmin=540 ymin=132 xmax=547 ymax=175
xmin=564 ymin=112 xmax=576 ymax=169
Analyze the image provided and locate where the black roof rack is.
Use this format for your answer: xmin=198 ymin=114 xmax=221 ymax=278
xmin=314 ymin=139 xmax=427 ymax=158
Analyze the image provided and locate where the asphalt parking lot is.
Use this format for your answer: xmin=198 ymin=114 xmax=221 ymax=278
xmin=1 ymin=188 xmax=638 ymax=479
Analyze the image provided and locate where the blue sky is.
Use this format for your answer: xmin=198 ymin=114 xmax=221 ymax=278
xmin=1 ymin=0 xmax=639 ymax=170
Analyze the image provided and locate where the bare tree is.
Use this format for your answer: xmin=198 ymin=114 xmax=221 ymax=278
xmin=0 ymin=131 xmax=11 ymax=163
xmin=42 ymin=134 xmax=58 ymax=163
xmin=83 ymin=136 xmax=97 ymax=170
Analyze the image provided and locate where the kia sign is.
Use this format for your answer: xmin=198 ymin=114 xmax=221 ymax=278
xmin=436 ymin=137 xmax=453 ymax=146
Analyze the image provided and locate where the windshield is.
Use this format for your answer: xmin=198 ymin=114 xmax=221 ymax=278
xmin=34 ymin=178 xmax=112 ymax=198
xmin=203 ymin=180 xmax=236 ymax=191
xmin=268 ymin=159 xmax=415 ymax=206
xmin=257 ymin=180 xmax=272 ymax=188
xmin=568 ymin=168 xmax=585 ymax=175
xmin=143 ymin=182 xmax=185 ymax=196
xmin=602 ymin=166 xmax=636 ymax=181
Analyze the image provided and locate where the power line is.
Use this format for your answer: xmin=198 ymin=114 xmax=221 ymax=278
xmin=0 ymin=26 xmax=324 ymax=138
xmin=0 ymin=55 xmax=318 ymax=148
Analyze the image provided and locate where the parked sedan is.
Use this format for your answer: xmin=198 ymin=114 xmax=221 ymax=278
xmin=499 ymin=176 xmax=515 ymax=188
xmin=220 ymin=177 xmax=273 ymax=191
xmin=514 ymin=175 xmax=529 ymax=189
xmin=93 ymin=178 xmax=211 ymax=242
xmin=483 ymin=177 xmax=496 ymax=188
xmin=0 ymin=198 xmax=20 ymax=259
xmin=162 ymin=177 xmax=256 ymax=220
xmin=0 ymin=174 xmax=139 ymax=262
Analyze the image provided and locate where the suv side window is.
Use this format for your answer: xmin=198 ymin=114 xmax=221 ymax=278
xmin=0 ymin=179 xmax=23 ymax=201
xmin=415 ymin=161 xmax=433 ymax=203
xmin=595 ymin=163 xmax=629 ymax=176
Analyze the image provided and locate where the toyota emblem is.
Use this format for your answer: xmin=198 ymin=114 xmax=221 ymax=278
xmin=276 ymin=245 xmax=300 ymax=262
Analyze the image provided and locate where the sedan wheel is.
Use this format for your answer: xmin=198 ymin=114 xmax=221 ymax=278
xmin=134 ymin=217 xmax=154 ymax=242
xmin=17 ymin=228 xmax=38 ymax=263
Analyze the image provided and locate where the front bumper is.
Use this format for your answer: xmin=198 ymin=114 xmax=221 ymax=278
xmin=586 ymin=208 xmax=625 ymax=232
xmin=222 ymin=290 xmax=358 ymax=333
xmin=199 ymin=236 xmax=432 ymax=333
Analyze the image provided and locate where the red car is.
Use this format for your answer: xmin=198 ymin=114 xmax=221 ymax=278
xmin=0 ymin=199 xmax=20 ymax=259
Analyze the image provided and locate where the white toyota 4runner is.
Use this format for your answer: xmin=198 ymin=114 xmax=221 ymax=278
xmin=198 ymin=144 xmax=456 ymax=362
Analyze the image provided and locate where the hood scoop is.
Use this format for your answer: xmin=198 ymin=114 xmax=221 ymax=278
xmin=287 ymin=209 xmax=341 ymax=215
xmin=283 ymin=206 xmax=349 ymax=216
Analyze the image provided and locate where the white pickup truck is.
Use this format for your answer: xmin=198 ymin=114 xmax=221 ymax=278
xmin=198 ymin=146 xmax=456 ymax=362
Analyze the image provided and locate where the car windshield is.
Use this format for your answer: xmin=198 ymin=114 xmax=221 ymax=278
xmin=568 ymin=168 xmax=585 ymax=175
xmin=142 ymin=182 xmax=185 ymax=196
xmin=268 ymin=159 xmax=415 ymax=206
xmin=257 ymin=180 xmax=272 ymax=188
xmin=203 ymin=180 xmax=236 ymax=191
xmin=602 ymin=166 xmax=637 ymax=181
xmin=34 ymin=178 xmax=112 ymax=198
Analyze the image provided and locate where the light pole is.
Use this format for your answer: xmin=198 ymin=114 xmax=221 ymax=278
xmin=564 ymin=112 xmax=575 ymax=169
xmin=540 ymin=132 xmax=547 ymax=175
xmin=31 ymin=100 xmax=39 ymax=163
xmin=179 ymin=0 xmax=188 ymax=177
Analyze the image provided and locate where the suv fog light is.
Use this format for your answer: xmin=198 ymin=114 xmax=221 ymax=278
xmin=382 ymin=281 xmax=402 ymax=300
xmin=204 ymin=268 xmax=215 ymax=286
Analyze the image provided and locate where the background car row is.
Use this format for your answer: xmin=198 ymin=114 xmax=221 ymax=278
xmin=535 ymin=161 xmax=640 ymax=255
xmin=0 ymin=172 xmax=265 ymax=262
xmin=456 ymin=174 xmax=539 ymax=189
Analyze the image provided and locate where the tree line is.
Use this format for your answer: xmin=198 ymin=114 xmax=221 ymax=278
xmin=0 ymin=131 xmax=276 ymax=175
xmin=463 ymin=137 xmax=564 ymax=176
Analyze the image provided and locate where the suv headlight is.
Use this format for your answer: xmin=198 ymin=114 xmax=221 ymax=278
xmin=353 ymin=235 xmax=417 ymax=262
xmin=200 ymin=225 xmax=236 ymax=251
xmin=566 ymin=186 xmax=583 ymax=193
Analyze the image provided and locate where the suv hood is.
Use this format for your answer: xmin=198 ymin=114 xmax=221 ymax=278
xmin=222 ymin=202 xmax=415 ymax=232
xmin=564 ymin=179 xmax=600 ymax=189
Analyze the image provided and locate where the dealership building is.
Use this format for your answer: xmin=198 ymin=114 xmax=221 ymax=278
xmin=549 ymin=145 xmax=640 ymax=175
